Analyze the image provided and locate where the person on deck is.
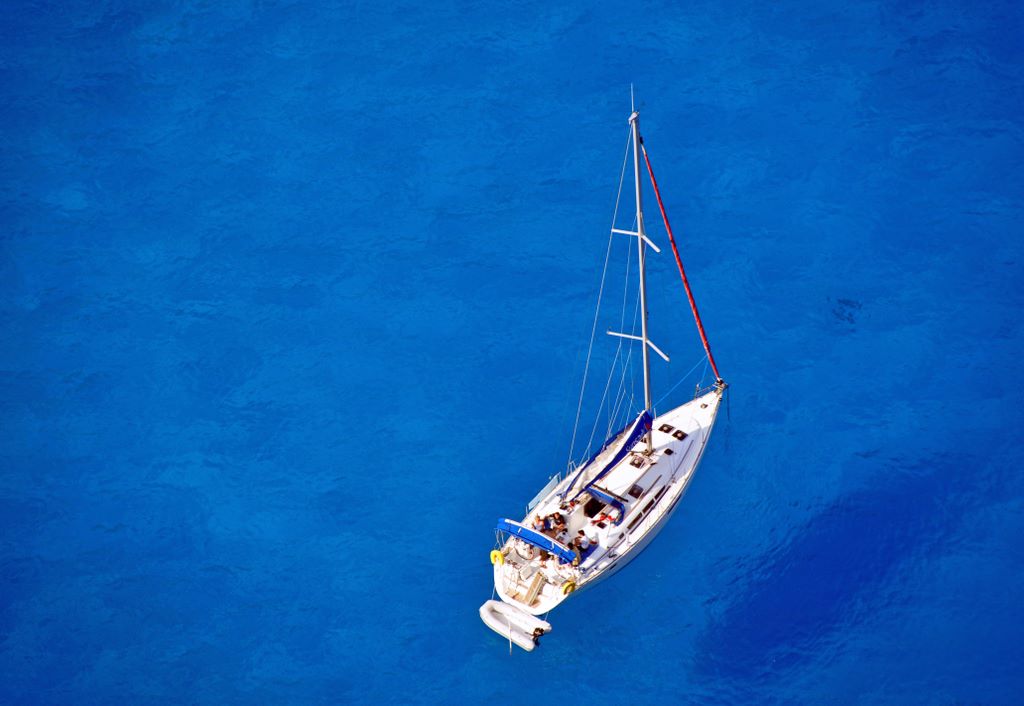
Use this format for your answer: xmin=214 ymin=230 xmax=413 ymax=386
xmin=542 ymin=556 xmax=563 ymax=582
xmin=547 ymin=512 xmax=566 ymax=532
xmin=573 ymin=530 xmax=591 ymax=554
xmin=531 ymin=551 xmax=559 ymax=583
xmin=555 ymin=526 xmax=571 ymax=545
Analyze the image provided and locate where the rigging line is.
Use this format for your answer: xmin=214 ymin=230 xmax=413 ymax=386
xmin=549 ymin=340 xmax=586 ymax=461
xmin=602 ymin=211 xmax=636 ymax=440
xmin=607 ymin=345 xmax=632 ymax=436
xmin=605 ymin=354 xmax=617 ymax=426
xmin=566 ymin=127 xmax=633 ymax=468
xmin=566 ymin=229 xmax=613 ymax=465
xmin=606 ymin=284 xmax=641 ymax=438
xmin=588 ymin=262 xmax=642 ymax=455
xmin=606 ymin=320 xmax=633 ymax=438
xmin=594 ymin=228 xmax=633 ymax=443
xmin=581 ymin=153 xmax=636 ymax=460
xmin=585 ymin=332 xmax=627 ymax=461
xmin=652 ymin=354 xmax=709 ymax=408
xmin=606 ymin=209 xmax=636 ymax=425
xmin=622 ymin=303 xmax=630 ymax=413
xmin=607 ymin=350 xmax=629 ymax=435
xmin=640 ymin=141 xmax=724 ymax=383
xmin=616 ymin=219 xmax=634 ymax=348
xmin=618 ymin=212 xmax=638 ymax=333
xmin=582 ymin=336 xmax=624 ymax=459
xmin=607 ymin=367 xmax=631 ymax=438
xmin=608 ymin=212 xmax=641 ymax=435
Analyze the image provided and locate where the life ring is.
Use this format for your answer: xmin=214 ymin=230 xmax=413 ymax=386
xmin=490 ymin=549 xmax=504 ymax=565
xmin=561 ymin=580 xmax=577 ymax=596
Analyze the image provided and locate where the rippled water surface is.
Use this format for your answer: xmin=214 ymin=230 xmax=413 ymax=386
xmin=2 ymin=1 xmax=1023 ymax=703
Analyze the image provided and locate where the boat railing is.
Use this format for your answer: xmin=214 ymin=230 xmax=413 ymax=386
xmin=694 ymin=382 xmax=720 ymax=398
xmin=526 ymin=472 xmax=562 ymax=514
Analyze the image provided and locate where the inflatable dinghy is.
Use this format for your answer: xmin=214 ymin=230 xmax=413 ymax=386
xmin=478 ymin=600 xmax=551 ymax=652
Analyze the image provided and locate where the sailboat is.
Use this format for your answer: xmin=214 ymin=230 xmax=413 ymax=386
xmin=479 ymin=106 xmax=727 ymax=651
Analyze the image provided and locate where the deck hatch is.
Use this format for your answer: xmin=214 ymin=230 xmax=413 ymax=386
xmin=672 ymin=430 xmax=688 ymax=441
xmin=583 ymin=497 xmax=604 ymax=518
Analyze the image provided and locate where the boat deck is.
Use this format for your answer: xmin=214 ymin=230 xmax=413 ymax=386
xmin=494 ymin=388 xmax=722 ymax=614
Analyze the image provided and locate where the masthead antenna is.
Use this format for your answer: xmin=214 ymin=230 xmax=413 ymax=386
xmin=630 ymin=83 xmax=635 ymax=112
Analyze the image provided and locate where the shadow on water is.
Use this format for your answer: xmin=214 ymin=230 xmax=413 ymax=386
xmin=695 ymin=450 xmax=994 ymax=682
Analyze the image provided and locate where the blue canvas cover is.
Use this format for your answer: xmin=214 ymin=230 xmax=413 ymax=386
xmin=496 ymin=519 xmax=577 ymax=564
xmin=586 ymin=485 xmax=627 ymax=524
xmin=562 ymin=410 xmax=653 ymax=500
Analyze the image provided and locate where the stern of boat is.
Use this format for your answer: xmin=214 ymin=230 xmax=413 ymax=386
xmin=491 ymin=546 xmax=577 ymax=616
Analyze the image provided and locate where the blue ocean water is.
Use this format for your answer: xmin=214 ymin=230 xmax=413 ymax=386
xmin=2 ymin=1 xmax=1023 ymax=703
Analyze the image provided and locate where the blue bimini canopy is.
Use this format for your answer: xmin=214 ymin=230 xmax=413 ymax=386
xmin=586 ymin=485 xmax=626 ymax=525
xmin=496 ymin=519 xmax=577 ymax=564
xmin=563 ymin=410 xmax=653 ymax=501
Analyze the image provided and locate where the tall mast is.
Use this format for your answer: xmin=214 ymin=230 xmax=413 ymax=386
xmin=630 ymin=109 xmax=654 ymax=453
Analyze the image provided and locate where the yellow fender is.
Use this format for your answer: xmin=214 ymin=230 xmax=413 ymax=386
xmin=561 ymin=580 xmax=577 ymax=596
xmin=490 ymin=550 xmax=504 ymax=565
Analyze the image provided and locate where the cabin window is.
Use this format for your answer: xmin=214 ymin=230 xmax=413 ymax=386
xmin=627 ymin=513 xmax=644 ymax=531
xmin=642 ymin=499 xmax=656 ymax=515
xmin=654 ymin=487 xmax=668 ymax=503
xmin=673 ymin=430 xmax=688 ymax=441
xmin=628 ymin=484 xmax=644 ymax=499
xmin=658 ymin=424 xmax=674 ymax=433
xmin=663 ymin=448 xmax=674 ymax=456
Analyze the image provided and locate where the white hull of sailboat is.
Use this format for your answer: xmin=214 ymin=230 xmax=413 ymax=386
xmin=490 ymin=388 xmax=723 ymax=616
xmin=480 ymin=104 xmax=729 ymax=650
